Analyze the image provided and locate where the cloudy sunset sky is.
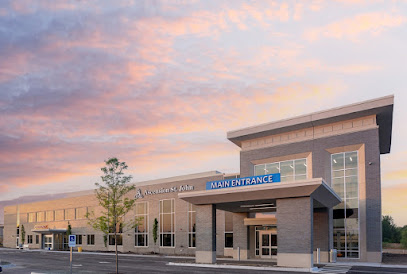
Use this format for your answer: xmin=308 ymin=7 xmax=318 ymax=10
xmin=0 ymin=0 xmax=406 ymax=226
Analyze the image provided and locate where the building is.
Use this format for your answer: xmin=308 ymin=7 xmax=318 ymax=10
xmin=3 ymin=95 xmax=394 ymax=269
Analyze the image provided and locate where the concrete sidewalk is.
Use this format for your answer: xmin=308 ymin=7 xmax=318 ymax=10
xmin=2 ymin=247 xmax=407 ymax=272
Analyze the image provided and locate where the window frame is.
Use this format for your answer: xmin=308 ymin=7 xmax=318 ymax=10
xmin=134 ymin=202 xmax=149 ymax=247
xmin=331 ymin=151 xmax=360 ymax=259
xmin=87 ymin=234 xmax=95 ymax=245
xmin=188 ymin=203 xmax=196 ymax=248
xmin=254 ymin=158 xmax=308 ymax=182
xmin=159 ymin=199 xmax=175 ymax=248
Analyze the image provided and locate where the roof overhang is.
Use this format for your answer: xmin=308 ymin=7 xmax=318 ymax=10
xmin=179 ymin=178 xmax=341 ymax=212
xmin=227 ymin=95 xmax=394 ymax=154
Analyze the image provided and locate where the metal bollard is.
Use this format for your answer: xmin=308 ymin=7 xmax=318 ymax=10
xmin=237 ymin=246 xmax=240 ymax=261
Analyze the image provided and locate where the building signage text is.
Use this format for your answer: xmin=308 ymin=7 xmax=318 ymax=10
xmin=135 ymin=184 xmax=194 ymax=199
xmin=33 ymin=225 xmax=49 ymax=230
xmin=205 ymin=173 xmax=281 ymax=190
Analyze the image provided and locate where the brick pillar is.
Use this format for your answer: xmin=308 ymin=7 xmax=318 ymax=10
xmin=313 ymin=207 xmax=331 ymax=263
xmin=196 ymin=204 xmax=216 ymax=263
xmin=277 ymin=197 xmax=314 ymax=268
xmin=233 ymin=212 xmax=248 ymax=260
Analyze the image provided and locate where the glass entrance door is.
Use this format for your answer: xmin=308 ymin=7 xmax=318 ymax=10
xmin=259 ymin=230 xmax=277 ymax=259
xmin=44 ymin=235 xmax=53 ymax=250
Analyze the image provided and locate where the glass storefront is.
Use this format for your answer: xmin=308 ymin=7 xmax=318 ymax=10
xmin=331 ymin=151 xmax=359 ymax=258
xmin=255 ymin=226 xmax=277 ymax=258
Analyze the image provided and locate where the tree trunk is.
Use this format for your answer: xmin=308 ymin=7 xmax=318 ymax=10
xmin=115 ymin=232 xmax=118 ymax=274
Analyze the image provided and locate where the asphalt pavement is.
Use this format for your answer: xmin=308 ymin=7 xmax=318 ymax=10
xmin=1 ymin=248 xmax=407 ymax=274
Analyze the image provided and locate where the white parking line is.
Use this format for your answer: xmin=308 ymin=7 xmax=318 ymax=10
xmin=99 ymin=261 xmax=110 ymax=264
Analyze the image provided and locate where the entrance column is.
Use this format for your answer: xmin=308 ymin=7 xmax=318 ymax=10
xmin=313 ymin=207 xmax=332 ymax=263
xmin=277 ymin=197 xmax=314 ymax=268
xmin=195 ymin=204 xmax=216 ymax=264
xmin=233 ymin=213 xmax=248 ymax=260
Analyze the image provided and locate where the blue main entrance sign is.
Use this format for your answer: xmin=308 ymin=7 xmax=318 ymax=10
xmin=206 ymin=173 xmax=281 ymax=190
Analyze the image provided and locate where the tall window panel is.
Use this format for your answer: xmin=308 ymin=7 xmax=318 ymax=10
xmin=36 ymin=212 xmax=45 ymax=222
xmin=254 ymin=158 xmax=307 ymax=182
xmin=188 ymin=203 xmax=196 ymax=248
xmin=28 ymin=213 xmax=36 ymax=223
xmin=331 ymin=151 xmax=359 ymax=259
xmin=159 ymin=199 xmax=175 ymax=247
xmin=135 ymin=202 xmax=148 ymax=247
xmin=224 ymin=211 xmax=233 ymax=248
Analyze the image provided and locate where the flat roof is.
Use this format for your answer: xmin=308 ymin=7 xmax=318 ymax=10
xmin=134 ymin=170 xmax=223 ymax=187
xmin=227 ymin=95 xmax=394 ymax=154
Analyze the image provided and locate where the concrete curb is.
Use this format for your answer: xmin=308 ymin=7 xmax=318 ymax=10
xmin=325 ymin=262 xmax=407 ymax=269
xmin=167 ymin=262 xmax=316 ymax=273
xmin=0 ymin=247 xmax=195 ymax=260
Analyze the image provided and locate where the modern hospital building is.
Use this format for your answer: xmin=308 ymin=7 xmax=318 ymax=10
xmin=2 ymin=95 xmax=394 ymax=268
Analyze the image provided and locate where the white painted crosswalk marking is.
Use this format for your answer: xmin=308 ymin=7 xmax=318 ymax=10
xmin=318 ymin=264 xmax=352 ymax=273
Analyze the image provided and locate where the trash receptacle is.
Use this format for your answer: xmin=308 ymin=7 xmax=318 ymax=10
xmin=329 ymin=249 xmax=337 ymax=263
xmin=78 ymin=247 xmax=82 ymax=252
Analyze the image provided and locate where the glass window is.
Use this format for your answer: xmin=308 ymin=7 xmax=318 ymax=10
xmin=28 ymin=213 xmax=36 ymax=223
xmin=345 ymin=151 xmax=358 ymax=169
xmin=87 ymin=235 xmax=95 ymax=245
xmin=332 ymin=153 xmax=344 ymax=170
xmin=159 ymin=199 xmax=175 ymax=247
xmin=75 ymin=208 xmax=87 ymax=220
xmin=65 ymin=208 xmax=75 ymax=220
xmin=135 ymin=202 xmax=148 ymax=247
xmin=225 ymin=233 xmax=233 ymax=248
xmin=36 ymin=235 xmax=39 ymax=244
xmin=27 ymin=235 xmax=33 ymax=244
xmin=254 ymin=158 xmax=307 ymax=182
xmin=36 ymin=212 xmax=45 ymax=222
xmin=331 ymin=151 xmax=359 ymax=259
xmin=76 ymin=235 xmax=82 ymax=245
xmin=188 ymin=203 xmax=196 ymax=248
xmin=55 ymin=209 xmax=64 ymax=221
xmin=225 ymin=212 xmax=233 ymax=248
xmin=254 ymin=165 xmax=265 ymax=176
xmin=265 ymin=163 xmax=280 ymax=174
xmin=109 ymin=234 xmax=123 ymax=246
xmin=46 ymin=211 xmax=54 ymax=222
xmin=280 ymin=160 xmax=294 ymax=177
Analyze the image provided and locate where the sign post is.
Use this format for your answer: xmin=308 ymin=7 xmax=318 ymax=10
xmin=68 ymin=235 xmax=76 ymax=274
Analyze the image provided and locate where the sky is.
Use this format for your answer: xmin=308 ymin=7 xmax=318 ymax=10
xmin=0 ymin=0 xmax=406 ymax=226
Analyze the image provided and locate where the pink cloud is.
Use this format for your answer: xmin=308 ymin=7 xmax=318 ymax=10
xmin=305 ymin=12 xmax=407 ymax=41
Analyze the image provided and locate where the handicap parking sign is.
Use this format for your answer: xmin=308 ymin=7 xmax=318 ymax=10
xmin=69 ymin=235 xmax=76 ymax=247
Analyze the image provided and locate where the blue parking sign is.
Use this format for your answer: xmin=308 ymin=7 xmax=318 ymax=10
xmin=68 ymin=235 xmax=76 ymax=247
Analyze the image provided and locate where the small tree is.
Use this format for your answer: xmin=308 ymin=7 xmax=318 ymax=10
xmin=21 ymin=225 xmax=25 ymax=245
xmin=65 ymin=222 xmax=72 ymax=250
xmin=382 ymin=215 xmax=400 ymax=243
xmin=153 ymin=218 xmax=158 ymax=245
xmin=86 ymin=157 xmax=137 ymax=274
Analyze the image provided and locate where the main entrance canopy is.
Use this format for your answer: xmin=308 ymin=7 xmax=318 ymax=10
xmin=179 ymin=177 xmax=341 ymax=212
xmin=179 ymin=177 xmax=341 ymax=269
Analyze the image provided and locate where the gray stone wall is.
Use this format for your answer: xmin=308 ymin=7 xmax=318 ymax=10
xmin=241 ymin=128 xmax=382 ymax=261
xmin=277 ymin=197 xmax=313 ymax=267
